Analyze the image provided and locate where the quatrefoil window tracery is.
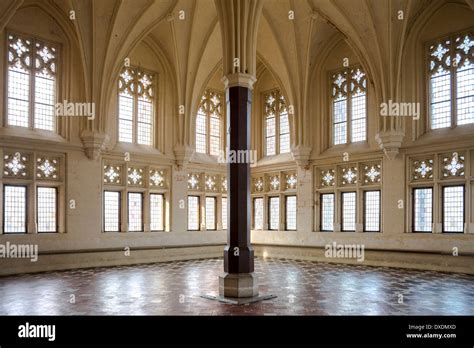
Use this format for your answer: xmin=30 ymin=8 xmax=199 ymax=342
xmin=254 ymin=178 xmax=264 ymax=192
xmin=442 ymin=153 xmax=465 ymax=178
xmin=342 ymin=167 xmax=358 ymax=185
xmin=286 ymin=174 xmax=297 ymax=189
xmin=221 ymin=177 xmax=227 ymax=192
xmin=320 ymin=170 xmax=335 ymax=187
xmin=412 ymin=159 xmax=433 ymax=181
xmin=4 ymin=153 xmax=28 ymax=177
xmin=128 ymin=168 xmax=144 ymax=185
xmin=37 ymin=158 xmax=58 ymax=179
xmin=364 ymin=164 xmax=381 ymax=184
xmin=188 ymin=174 xmax=200 ymax=190
xmin=103 ymin=165 xmax=121 ymax=184
xmin=150 ymin=170 xmax=165 ymax=187
xmin=269 ymin=176 xmax=280 ymax=191
xmin=205 ymin=175 xmax=217 ymax=191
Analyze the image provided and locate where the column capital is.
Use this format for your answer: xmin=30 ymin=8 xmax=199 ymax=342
xmin=221 ymin=73 xmax=257 ymax=90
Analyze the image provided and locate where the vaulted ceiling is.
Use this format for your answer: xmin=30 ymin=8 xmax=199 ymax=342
xmin=1 ymin=0 xmax=472 ymax=146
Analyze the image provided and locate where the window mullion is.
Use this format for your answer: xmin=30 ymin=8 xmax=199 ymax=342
xmin=451 ymin=38 xmax=457 ymax=128
xmin=30 ymin=38 xmax=36 ymax=129
xmin=134 ymin=78 xmax=138 ymax=144
xmin=276 ymin=102 xmax=280 ymax=155
xmin=263 ymin=113 xmax=267 ymax=157
xmin=151 ymin=85 xmax=155 ymax=147
xmin=347 ymin=92 xmax=351 ymax=144
xmin=329 ymin=98 xmax=333 ymax=146
xmin=207 ymin=110 xmax=210 ymax=155
xmin=222 ymin=100 xmax=226 ymax=153
xmin=263 ymin=99 xmax=267 ymax=156
xmin=343 ymin=68 xmax=350 ymax=145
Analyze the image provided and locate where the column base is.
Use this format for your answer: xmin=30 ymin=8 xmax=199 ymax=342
xmin=218 ymin=272 xmax=259 ymax=298
xmin=201 ymin=293 xmax=276 ymax=305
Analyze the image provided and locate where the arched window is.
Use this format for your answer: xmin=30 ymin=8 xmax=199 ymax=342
xmin=118 ymin=66 xmax=155 ymax=145
xmin=7 ymin=32 xmax=57 ymax=131
xmin=330 ymin=66 xmax=367 ymax=145
xmin=195 ymin=89 xmax=223 ymax=156
xmin=264 ymin=89 xmax=290 ymax=156
xmin=428 ymin=32 xmax=474 ymax=129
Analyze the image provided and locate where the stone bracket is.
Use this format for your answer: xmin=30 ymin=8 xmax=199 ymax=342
xmin=80 ymin=130 xmax=109 ymax=160
xmin=375 ymin=130 xmax=405 ymax=160
xmin=173 ymin=143 xmax=194 ymax=170
xmin=291 ymin=145 xmax=312 ymax=169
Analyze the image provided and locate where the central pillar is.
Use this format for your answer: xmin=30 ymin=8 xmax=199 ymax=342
xmin=219 ymin=75 xmax=258 ymax=298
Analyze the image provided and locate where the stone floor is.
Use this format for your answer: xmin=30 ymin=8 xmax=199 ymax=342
xmin=0 ymin=258 xmax=473 ymax=315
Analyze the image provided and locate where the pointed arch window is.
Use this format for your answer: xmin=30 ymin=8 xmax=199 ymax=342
xmin=264 ymin=89 xmax=290 ymax=156
xmin=195 ymin=89 xmax=223 ymax=156
xmin=118 ymin=66 xmax=155 ymax=145
xmin=330 ymin=66 xmax=367 ymax=145
xmin=7 ymin=33 xmax=57 ymax=131
xmin=428 ymin=32 xmax=474 ymax=129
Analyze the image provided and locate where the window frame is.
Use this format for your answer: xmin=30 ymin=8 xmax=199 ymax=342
xmin=150 ymin=193 xmax=165 ymax=232
xmin=195 ymin=88 xmax=224 ymax=157
xmin=441 ymin=185 xmax=465 ymax=233
xmin=268 ymin=196 xmax=280 ymax=231
xmin=102 ymin=162 xmax=170 ymax=233
xmin=341 ymin=191 xmax=357 ymax=232
xmin=36 ymin=186 xmax=58 ymax=233
xmin=205 ymin=196 xmax=217 ymax=231
xmin=195 ymin=109 xmax=208 ymax=154
xmin=329 ymin=65 xmax=368 ymax=146
xmin=427 ymin=29 xmax=474 ymax=131
xmin=1 ymin=150 xmax=65 ymax=235
xmin=103 ymin=190 xmax=121 ymax=233
xmin=186 ymin=172 xmax=227 ymax=231
xmin=253 ymin=197 xmax=264 ymax=230
xmin=315 ymin=161 xmax=382 ymax=233
xmin=407 ymin=151 xmax=470 ymax=234
xmin=117 ymin=66 xmax=156 ymax=146
xmin=3 ymin=184 xmax=28 ymax=234
xmin=263 ymin=88 xmax=290 ymax=157
xmin=187 ymin=195 xmax=201 ymax=231
xmin=127 ymin=191 xmax=144 ymax=232
xmin=320 ymin=192 xmax=335 ymax=232
xmin=285 ymin=195 xmax=297 ymax=231
xmin=411 ymin=187 xmax=433 ymax=233
xmin=221 ymin=196 xmax=227 ymax=230
xmin=5 ymin=31 xmax=60 ymax=132
xmin=363 ymin=190 xmax=381 ymax=232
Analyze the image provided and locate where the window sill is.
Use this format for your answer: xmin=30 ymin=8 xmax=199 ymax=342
xmin=112 ymin=142 xmax=163 ymax=155
xmin=255 ymin=152 xmax=294 ymax=167
xmin=191 ymin=152 xmax=223 ymax=165
xmin=102 ymin=230 xmax=170 ymax=234
xmin=415 ymin=124 xmax=474 ymax=145
xmin=322 ymin=141 xmax=371 ymax=155
xmin=251 ymin=229 xmax=297 ymax=232
xmin=0 ymin=232 xmax=64 ymax=236
xmin=0 ymin=126 xmax=65 ymax=144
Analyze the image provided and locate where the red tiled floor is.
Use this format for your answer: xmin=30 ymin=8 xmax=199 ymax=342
xmin=0 ymin=258 xmax=472 ymax=315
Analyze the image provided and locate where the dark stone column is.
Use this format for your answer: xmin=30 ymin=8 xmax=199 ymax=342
xmin=224 ymin=86 xmax=254 ymax=273
xmin=219 ymin=85 xmax=258 ymax=298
